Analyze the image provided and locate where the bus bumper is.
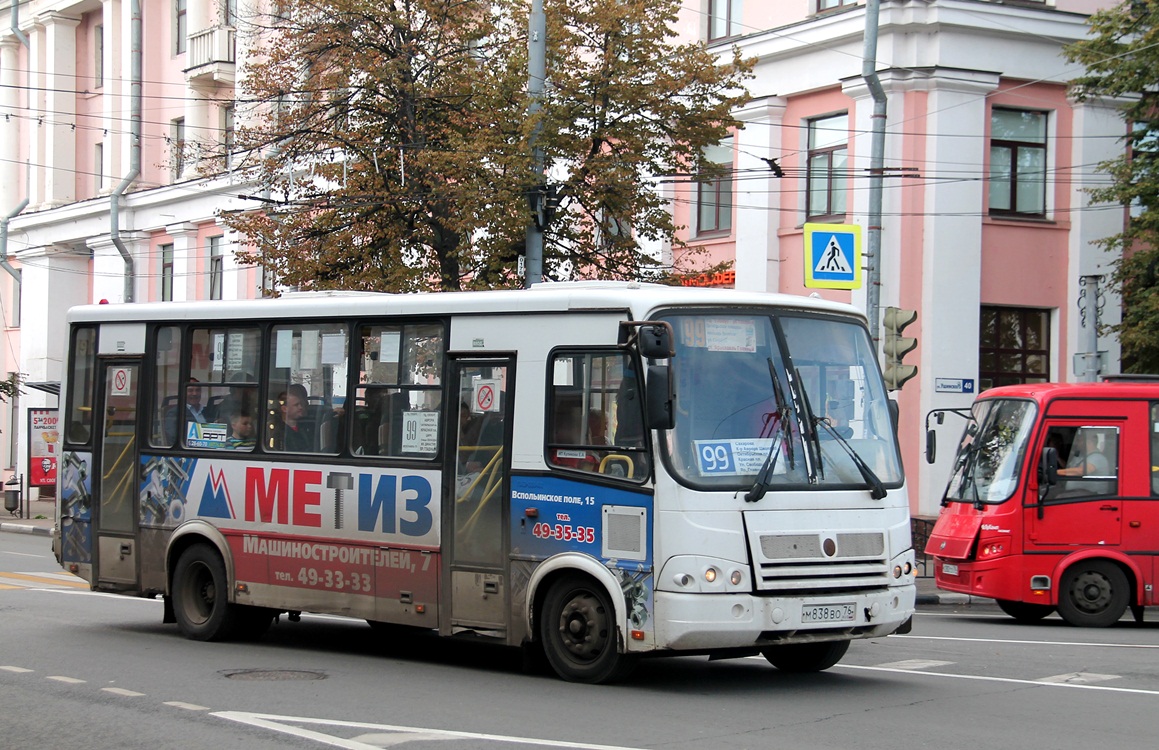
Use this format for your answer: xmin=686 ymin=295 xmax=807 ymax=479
xmin=650 ymin=584 xmax=916 ymax=651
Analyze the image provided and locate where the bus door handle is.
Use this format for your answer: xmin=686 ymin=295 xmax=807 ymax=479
xmin=1099 ymin=504 xmax=1119 ymax=512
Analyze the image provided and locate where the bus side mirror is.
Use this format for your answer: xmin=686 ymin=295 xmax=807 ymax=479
xmin=926 ymin=429 xmax=936 ymax=464
xmin=1038 ymin=446 xmax=1059 ymax=502
xmin=638 ymin=323 xmax=673 ymax=360
xmin=646 ymin=365 xmax=675 ymax=430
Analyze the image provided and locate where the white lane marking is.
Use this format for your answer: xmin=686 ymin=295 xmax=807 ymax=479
xmin=351 ymin=732 xmax=454 ymax=747
xmin=30 ymin=588 xmax=162 ymax=602
xmin=874 ymin=659 xmax=955 ymax=670
xmin=892 ymin=634 xmax=1159 ymax=650
xmin=102 ymin=687 xmax=146 ymax=696
xmin=165 ymin=702 xmax=210 ymax=711
xmin=836 ymin=664 xmax=1159 ymax=696
xmin=1 ymin=551 xmax=43 ymax=557
xmin=47 ymin=676 xmax=85 ymax=684
xmin=215 ymin=712 xmax=651 ymax=750
xmin=1038 ymin=672 xmax=1120 ymax=685
xmin=0 ymin=666 xmax=33 ymax=673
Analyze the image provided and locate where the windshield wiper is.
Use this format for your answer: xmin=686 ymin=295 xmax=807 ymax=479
xmin=791 ymin=368 xmax=820 ymax=484
xmin=813 ymin=417 xmax=888 ymax=500
xmin=744 ymin=358 xmax=795 ymax=503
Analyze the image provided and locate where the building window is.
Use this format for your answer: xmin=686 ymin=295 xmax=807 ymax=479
xmin=696 ymin=138 xmax=733 ymax=235
xmin=989 ymin=108 xmax=1047 ymax=217
xmin=171 ymin=118 xmax=186 ymax=180
xmin=94 ymin=25 xmax=104 ymax=88
xmin=175 ymin=0 xmax=187 ymax=54
xmin=160 ymin=243 xmax=174 ymax=301
xmin=226 ymin=0 xmax=238 ymax=25
xmin=708 ymin=0 xmax=741 ymax=41
xmin=979 ymin=306 xmax=1050 ymax=390
xmin=94 ymin=142 xmax=104 ymax=194
xmin=818 ymin=0 xmax=857 ymax=10
xmin=807 ymin=113 xmax=848 ymax=220
xmin=208 ymin=236 xmax=224 ymax=300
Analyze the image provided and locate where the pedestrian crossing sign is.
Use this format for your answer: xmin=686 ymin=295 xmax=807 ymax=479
xmin=804 ymin=223 xmax=862 ymax=290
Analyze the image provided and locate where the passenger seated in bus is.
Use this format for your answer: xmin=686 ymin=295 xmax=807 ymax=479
xmin=551 ymin=407 xmax=599 ymax=472
xmin=273 ymin=384 xmax=315 ymax=452
xmin=227 ymin=410 xmax=256 ymax=450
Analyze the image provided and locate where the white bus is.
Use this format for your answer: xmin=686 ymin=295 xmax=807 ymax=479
xmin=54 ymin=282 xmax=915 ymax=682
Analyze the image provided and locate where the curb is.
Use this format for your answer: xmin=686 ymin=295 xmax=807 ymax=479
xmin=0 ymin=522 xmax=53 ymax=537
xmin=916 ymin=592 xmax=989 ymax=606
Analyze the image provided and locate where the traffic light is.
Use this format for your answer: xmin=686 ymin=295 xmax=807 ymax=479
xmin=882 ymin=306 xmax=918 ymax=391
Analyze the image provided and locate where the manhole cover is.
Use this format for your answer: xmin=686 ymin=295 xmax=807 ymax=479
xmin=221 ymin=669 xmax=326 ymax=681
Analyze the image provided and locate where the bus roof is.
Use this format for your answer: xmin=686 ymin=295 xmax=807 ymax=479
xmin=977 ymin=379 xmax=1159 ymax=403
xmin=66 ymin=282 xmax=866 ymax=324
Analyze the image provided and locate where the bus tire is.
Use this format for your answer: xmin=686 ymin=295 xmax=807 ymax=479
xmin=996 ymin=599 xmax=1054 ymax=623
xmin=1057 ymin=560 xmax=1129 ymax=628
xmin=172 ymin=544 xmax=243 ymax=641
xmin=762 ymin=640 xmax=849 ymax=672
xmin=540 ymin=575 xmax=636 ymax=684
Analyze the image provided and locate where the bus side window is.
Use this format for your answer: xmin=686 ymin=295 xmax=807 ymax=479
xmin=1151 ymin=403 xmax=1159 ymax=495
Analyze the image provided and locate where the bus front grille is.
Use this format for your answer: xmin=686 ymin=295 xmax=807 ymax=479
xmin=752 ymin=532 xmax=889 ymax=593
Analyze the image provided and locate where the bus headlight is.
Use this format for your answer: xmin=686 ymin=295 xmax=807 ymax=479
xmin=730 ymin=569 xmax=743 ymax=586
xmin=704 ymin=567 xmax=718 ymax=583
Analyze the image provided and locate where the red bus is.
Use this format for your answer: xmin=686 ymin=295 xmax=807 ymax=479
xmin=925 ymin=380 xmax=1159 ymax=627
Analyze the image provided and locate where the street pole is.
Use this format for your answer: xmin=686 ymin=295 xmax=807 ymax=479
xmin=1079 ymin=274 xmax=1102 ymax=382
xmin=524 ymin=0 xmax=546 ymax=287
xmin=863 ymin=0 xmax=886 ymax=347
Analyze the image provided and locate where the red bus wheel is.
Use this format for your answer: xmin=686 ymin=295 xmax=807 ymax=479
xmin=1057 ymin=560 xmax=1129 ymax=628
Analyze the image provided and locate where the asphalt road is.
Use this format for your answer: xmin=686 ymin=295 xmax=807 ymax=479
xmin=2 ymin=531 xmax=1157 ymax=750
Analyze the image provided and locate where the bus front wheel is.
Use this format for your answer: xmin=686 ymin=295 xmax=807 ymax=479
xmin=172 ymin=544 xmax=244 ymax=641
xmin=540 ymin=575 xmax=636 ymax=683
xmin=1058 ymin=560 xmax=1129 ymax=628
xmin=996 ymin=599 xmax=1054 ymax=623
xmin=762 ymin=640 xmax=849 ymax=672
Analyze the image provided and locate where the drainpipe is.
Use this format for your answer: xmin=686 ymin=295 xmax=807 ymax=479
xmin=109 ymin=0 xmax=141 ymax=303
xmin=4 ymin=0 xmax=28 ymax=286
xmin=9 ymin=0 xmax=27 ymax=46
xmin=863 ymin=0 xmax=886 ymax=346
xmin=0 ymin=199 xmax=27 ymax=285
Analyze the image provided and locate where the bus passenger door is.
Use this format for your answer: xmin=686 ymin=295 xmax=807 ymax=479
xmin=95 ymin=361 xmax=142 ymax=587
xmin=445 ymin=359 xmax=512 ymax=636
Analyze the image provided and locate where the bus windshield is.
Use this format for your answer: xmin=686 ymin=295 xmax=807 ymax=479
xmin=660 ymin=311 xmax=902 ymax=492
xmin=944 ymin=398 xmax=1037 ymax=504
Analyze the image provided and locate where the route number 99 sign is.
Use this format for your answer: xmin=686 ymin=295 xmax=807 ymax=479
xmin=694 ymin=439 xmax=774 ymax=477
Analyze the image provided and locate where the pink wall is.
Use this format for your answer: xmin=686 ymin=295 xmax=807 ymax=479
xmin=981 ymin=82 xmax=1076 ymax=369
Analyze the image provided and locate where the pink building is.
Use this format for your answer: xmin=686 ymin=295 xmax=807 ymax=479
xmin=670 ymin=0 xmax=1124 ymax=516
xmin=0 ymin=0 xmax=1129 ymax=520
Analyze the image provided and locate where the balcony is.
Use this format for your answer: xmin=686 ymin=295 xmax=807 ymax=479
xmin=184 ymin=26 xmax=236 ymax=86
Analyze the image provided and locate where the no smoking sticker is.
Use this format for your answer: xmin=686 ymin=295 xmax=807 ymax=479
xmin=473 ymin=380 xmax=501 ymax=413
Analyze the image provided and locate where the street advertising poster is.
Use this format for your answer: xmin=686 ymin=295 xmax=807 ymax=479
xmin=29 ymin=407 xmax=60 ymax=487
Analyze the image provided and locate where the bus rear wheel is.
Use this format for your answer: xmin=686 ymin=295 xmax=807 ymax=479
xmin=540 ymin=575 xmax=635 ymax=684
xmin=762 ymin=640 xmax=849 ymax=672
xmin=172 ymin=544 xmax=244 ymax=641
xmin=1058 ymin=560 xmax=1129 ymax=628
xmin=996 ymin=599 xmax=1054 ymax=623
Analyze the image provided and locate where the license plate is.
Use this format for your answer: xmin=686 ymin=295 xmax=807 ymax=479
xmin=801 ymin=602 xmax=856 ymax=624
xmin=942 ymin=563 xmax=959 ymax=576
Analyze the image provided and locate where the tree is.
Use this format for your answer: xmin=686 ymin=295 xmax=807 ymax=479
xmin=223 ymin=0 xmax=751 ymax=292
xmin=1065 ymin=0 xmax=1159 ymax=371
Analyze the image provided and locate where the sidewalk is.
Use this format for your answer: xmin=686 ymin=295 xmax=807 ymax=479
xmin=0 ymin=497 xmax=55 ymax=537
